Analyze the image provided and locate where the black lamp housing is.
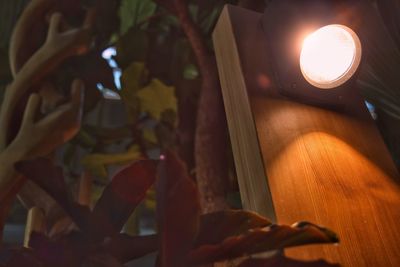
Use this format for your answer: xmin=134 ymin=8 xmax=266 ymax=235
xmin=262 ymin=0 xmax=365 ymax=108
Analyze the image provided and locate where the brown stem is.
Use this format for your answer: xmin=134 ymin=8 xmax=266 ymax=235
xmin=176 ymin=86 xmax=197 ymax=172
xmin=172 ymin=1 xmax=213 ymax=78
xmin=167 ymin=0 xmax=229 ymax=213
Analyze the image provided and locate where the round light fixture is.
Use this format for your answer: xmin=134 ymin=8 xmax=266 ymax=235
xmin=300 ymin=24 xmax=362 ymax=89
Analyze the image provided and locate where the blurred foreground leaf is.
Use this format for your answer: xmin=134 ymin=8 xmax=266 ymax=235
xmin=238 ymin=255 xmax=340 ymax=267
xmin=188 ymin=222 xmax=338 ymax=265
xmin=157 ymin=151 xmax=201 ymax=267
xmin=195 ymin=210 xmax=272 ymax=247
xmin=93 ymin=159 xmax=158 ymax=232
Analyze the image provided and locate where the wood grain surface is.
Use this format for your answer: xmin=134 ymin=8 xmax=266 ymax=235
xmin=214 ymin=5 xmax=400 ymax=266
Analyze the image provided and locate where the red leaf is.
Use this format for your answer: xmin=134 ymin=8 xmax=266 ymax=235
xmin=82 ymin=253 xmax=123 ymax=267
xmin=15 ymin=159 xmax=70 ymax=212
xmin=93 ymin=160 xmax=158 ymax=232
xmin=105 ymin=234 xmax=158 ymax=263
xmin=16 ymin=159 xmax=114 ymax=240
xmin=0 ymin=247 xmax=45 ymax=267
xmin=29 ymin=231 xmax=88 ymax=267
xmin=69 ymin=203 xmax=115 ymax=241
xmin=157 ymin=151 xmax=201 ymax=267
xmin=239 ymin=255 xmax=340 ymax=267
xmin=195 ymin=210 xmax=272 ymax=247
xmin=188 ymin=222 xmax=339 ymax=265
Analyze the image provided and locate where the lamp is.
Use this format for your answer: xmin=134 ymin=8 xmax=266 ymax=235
xmin=300 ymin=24 xmax=361 ymax=89
xmin=262 ymin=0 xmax=363 ymax=107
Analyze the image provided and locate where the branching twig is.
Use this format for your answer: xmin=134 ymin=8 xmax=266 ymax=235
xmin=0 ymin=2 xmax=94 ymax=237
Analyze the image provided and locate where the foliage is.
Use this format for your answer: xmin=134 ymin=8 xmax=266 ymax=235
xmin=0 ymin=0 xmax=228 ymax=185
xmin=4 ymin=152 xmax=338 ymax=267
xmin=119 ymin=0 xmax=157 ymax=34
xmin=14 ymin=158 xmax=158 ymax=266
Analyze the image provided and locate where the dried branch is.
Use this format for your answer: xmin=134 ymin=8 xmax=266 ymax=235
xmin=0 ymin=2 xmax=94 ymax=236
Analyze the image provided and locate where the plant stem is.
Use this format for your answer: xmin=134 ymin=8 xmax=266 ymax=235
xmin=166 ymin=0 xmax=230 ymax=213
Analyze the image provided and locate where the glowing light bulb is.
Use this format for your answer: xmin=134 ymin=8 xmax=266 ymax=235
xmin=300 ymin=24 xmax=361 ymax=89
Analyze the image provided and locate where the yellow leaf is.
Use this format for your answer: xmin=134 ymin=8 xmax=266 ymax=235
xmin=123 ymin=209 xmax=140 ymax=235
xmin=120 ymin=62 xmax=147 ymax=123
xmin=91 ymin=184 xmax=106 ymax=207
xmin=121 ymin=62 xmax=146 ymax=91
xmin=143 ymin=127 xmax=158 ymax=144
xmin=144 ymin=187 xmax=156 ymax=210
xmin=137 ymin=79 xmax=177 ymax=120
xmin=81 ymin=145 xmax=143 ymax=179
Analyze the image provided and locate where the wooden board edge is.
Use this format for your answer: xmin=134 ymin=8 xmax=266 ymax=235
xmin=213 ymin=5 xmax=276 ymax=221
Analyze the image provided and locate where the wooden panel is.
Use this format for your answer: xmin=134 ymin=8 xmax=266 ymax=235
xmin=252 ymin=97 xmax=400 ymax=266
xmin=214 ymin=5 xmax=400 ymax=266
xmin=213 ymin=7 xmax=276 ymax=220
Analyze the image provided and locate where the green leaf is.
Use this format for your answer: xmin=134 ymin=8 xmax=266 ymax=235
xmin=188 ymin=4 xmax=199 ymax=23
xmin=199 ymin=4 xmax=223 ymax=34
xmin=63 ymin=143 xmax=77 ymax=166
xmin=119 ymin=0 xmax=157 ymax=34
xmin=81 ymin=145 xmax=143 ymax=179
xmin=196 ymin=1 xmax=225 ymax=34
xmin=183 ymin=64 xmax=199 ymax=80
xmin=164 ymin=15 xmax=179 ymax=26
xmin=115 ymin=28 xmax=149 ymax=69
xmin=169 ymin=38 xmax=200 ymax=89
xmin=137 ymin=79 xmax=177 ymax=120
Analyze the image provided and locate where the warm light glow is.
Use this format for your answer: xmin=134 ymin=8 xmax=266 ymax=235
xmin=300 ymin=25 xmax=361 ymax=89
